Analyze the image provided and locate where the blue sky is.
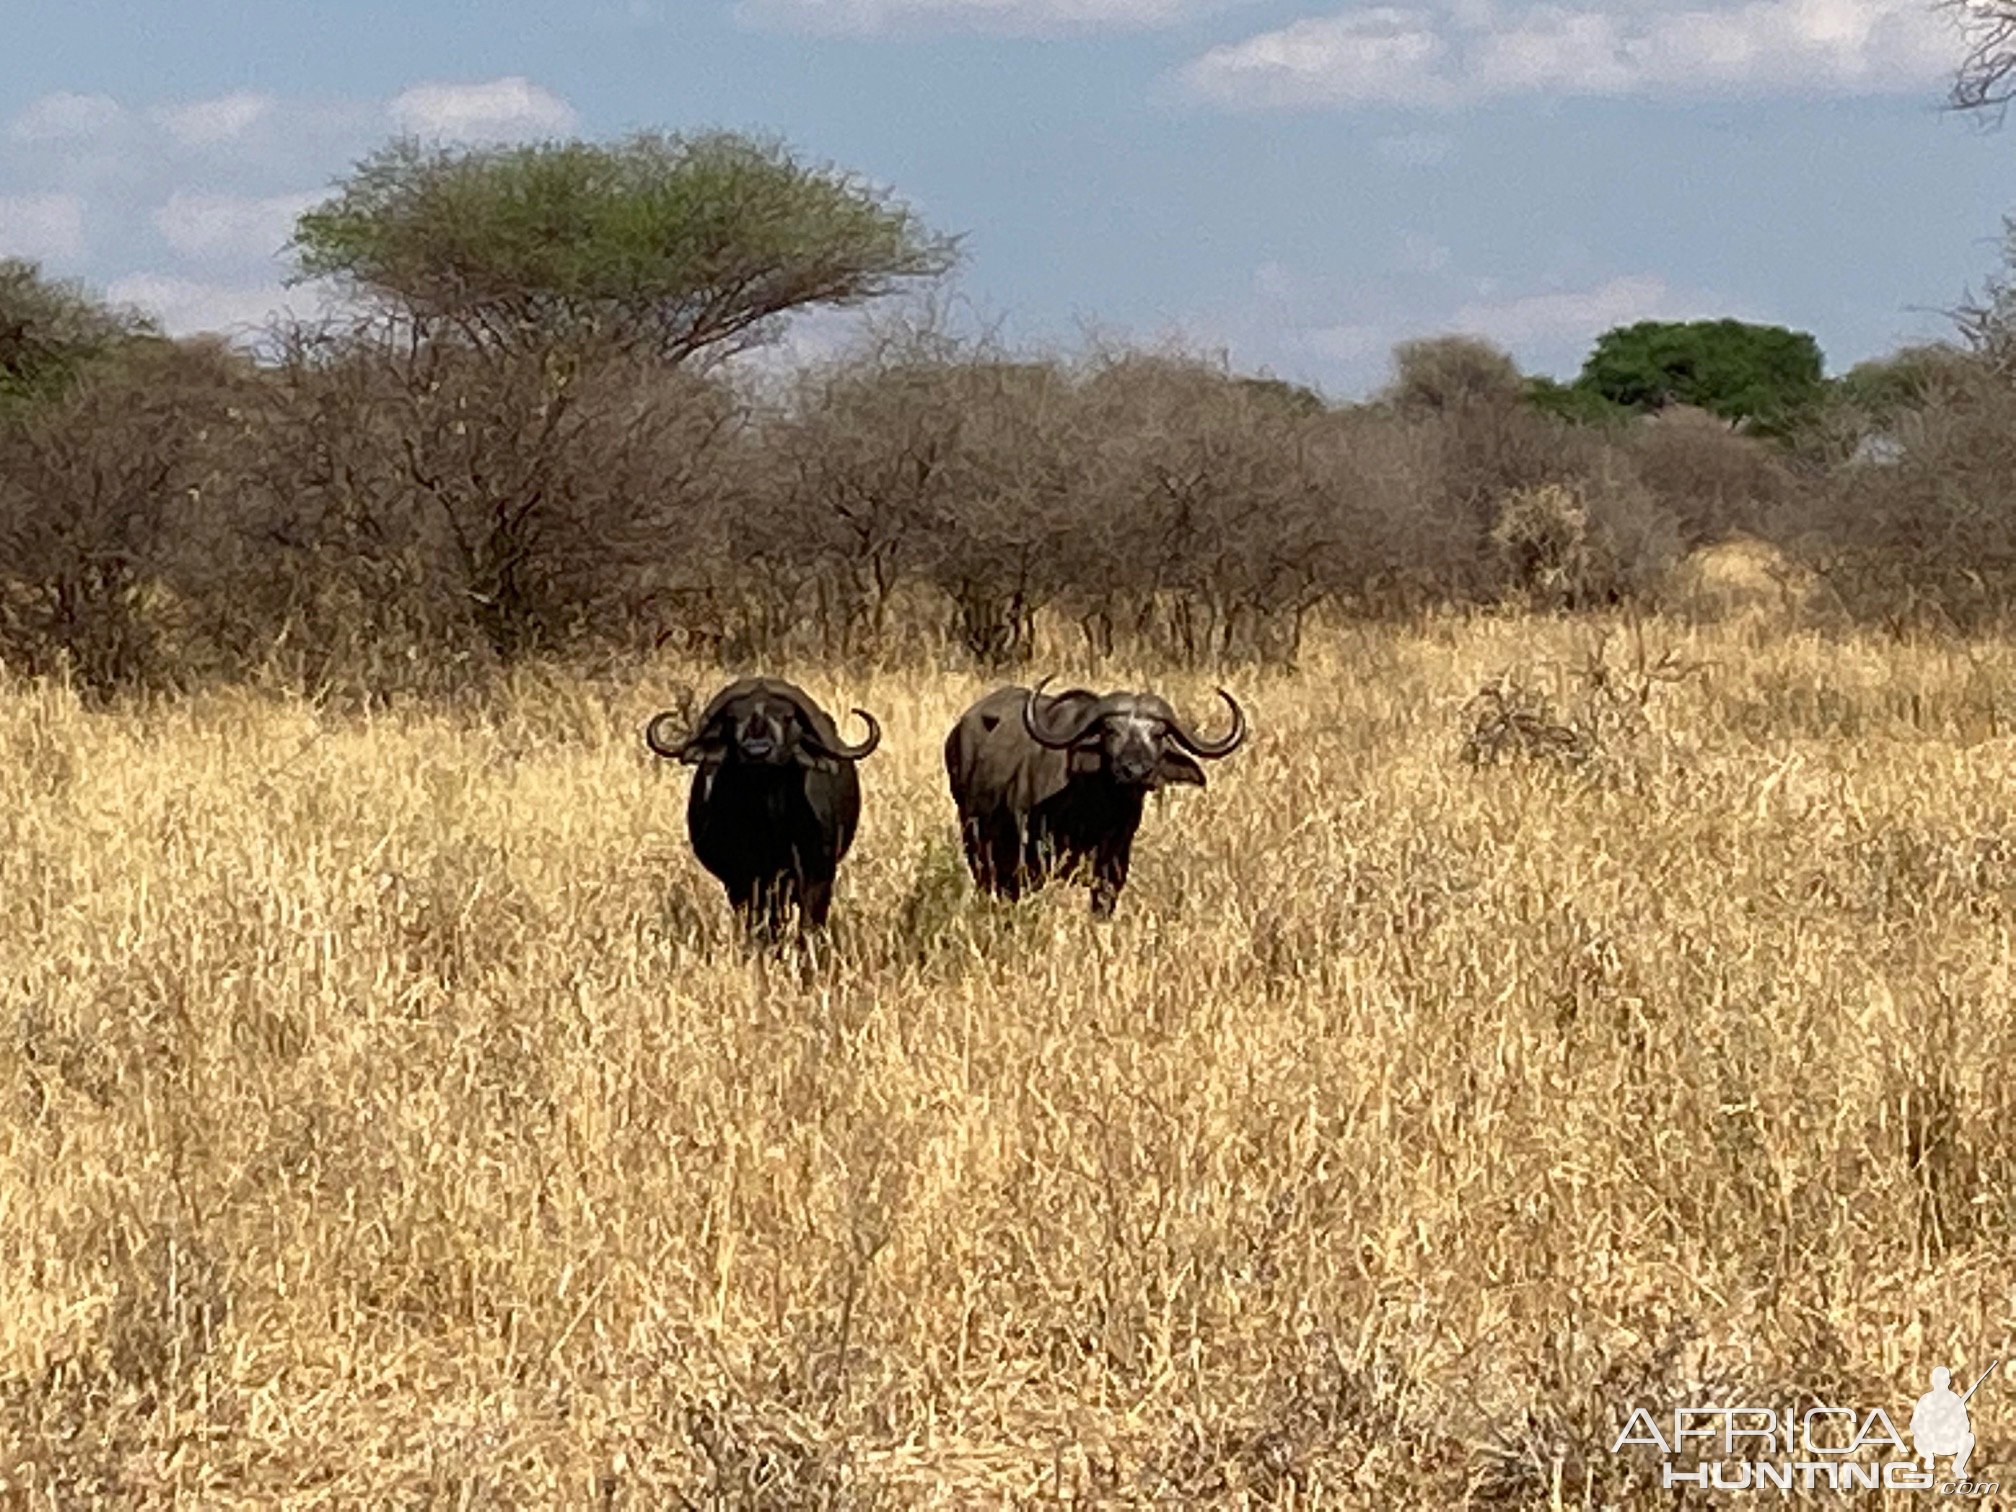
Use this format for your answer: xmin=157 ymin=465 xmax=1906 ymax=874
xmin=3 ymin=0 xmax=2013 ymax=397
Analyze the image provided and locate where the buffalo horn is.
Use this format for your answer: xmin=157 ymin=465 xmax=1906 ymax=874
xmin=1022 ymin=675 xmax=1110 ymax=749
xmin=805 ymin=707 xmax=882 ymax=761
xmin=1166 ymin=688 xmax=1247 ymax=759
xmin=644 ymin=710 xmax=695 ymax=760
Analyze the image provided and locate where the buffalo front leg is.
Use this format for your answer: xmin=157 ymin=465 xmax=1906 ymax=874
xmin=800 ymin=874 xmax=835 ymax=930
xmin=729 ymin=875 xmax=794 ymax=945
xmin=959 ymin=815 xmax=996 ymax=891
xmin=977 ymin=824 xmax=1026 ymax=901
xmin=1090 ymin=840 xmax=1131 ymax=918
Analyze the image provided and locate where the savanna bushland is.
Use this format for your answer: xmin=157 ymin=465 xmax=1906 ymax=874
xmin=3 ymin=131 xmax=2016 ymax=1506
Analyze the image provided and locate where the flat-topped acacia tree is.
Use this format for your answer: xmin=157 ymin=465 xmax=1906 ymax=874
xmin=271 ymin=130 xmax=957 ymax=665
xmin=289 ymin=130 xmax=959 ymax=363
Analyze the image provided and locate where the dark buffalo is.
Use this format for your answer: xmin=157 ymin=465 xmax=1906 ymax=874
xmin=646 ymin=678 xmax=880 ymax=938
xmin=944 ymin=677 xmax=1247 ymax=916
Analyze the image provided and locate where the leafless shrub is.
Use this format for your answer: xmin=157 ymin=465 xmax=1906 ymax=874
xmin=1378 ymin=334 xmax=1525 ymax=414
xmin=1490 ymin=475 xmax=1681 ymax=610
xmin=1459 ymin=677 xmax=1594 ymax=770
xmin=1627 ymin=404 xmax=1796 ymax=543
xmin=205 ymin=314 xmax=741 ymax=692
xmin=1401 ymin=395 xmax=1623 ymax=599
xmin=0 ymin=340 xmax=254 ymax=698
xmin=1793 ymin=365 xmax=2016 ymax=633
xmin=745 ymin=333 xmax=963 ymax=658
xmin=1070 ymin=349 xmax=1336 ymax=664
xmin=1460 ymin=629 xmax=1701 ymax=779
xmin=19 ymin=298 xmax=2016 ymax=689
xmin=921 ymin=355 xmax=1080 ymax=668
xmin=1564 ymin=627 xmax=1704 ymax=749
xmin=1948 ymin=0 xmax=2016 ymax=116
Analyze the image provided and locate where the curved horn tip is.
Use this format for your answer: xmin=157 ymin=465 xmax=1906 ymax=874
xmin=644 ymin=711 xmax=691 ymax=760
xmin=840 ymin=707 xmax=882 ymax=757
xmin=1023 ymin=674 xmax=1104 ymax=750
xmin=1171 ymin=686 xmax=1247 ymax=759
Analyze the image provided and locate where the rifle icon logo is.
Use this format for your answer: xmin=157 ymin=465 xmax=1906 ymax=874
xmin=1911 ymin=1360 xmax=2001 ymax=1478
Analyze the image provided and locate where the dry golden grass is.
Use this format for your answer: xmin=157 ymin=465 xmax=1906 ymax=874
xmin=1667 ymin=536 xmax=1821 ymax=627
xmin=2 ymin=610 xmax=2014 ymax=1506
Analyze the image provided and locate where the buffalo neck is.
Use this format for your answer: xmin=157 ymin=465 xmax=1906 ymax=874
xmin=1049 ymin=767 xmax=1146 ymax=831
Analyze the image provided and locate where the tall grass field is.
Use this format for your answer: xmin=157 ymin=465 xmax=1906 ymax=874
xmin=3 ymin=588 xmax=2013 ymax=1505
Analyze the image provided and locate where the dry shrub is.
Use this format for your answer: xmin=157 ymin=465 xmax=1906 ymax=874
xmin=0 ymin=341 xmax=254 ymax=698
xmin=922 ymin=357 xmax=1080 ymax=668
xmin=1626 ymin=403 xmax=1796 ymax=543
xmin=1069 ymin=349 xmax=1335 ymax=665
xmin=24 ymin=313 xmax=2016 ymax=695
xmin=739 ymin=333 xmax=966 ymax=660
xmin=1460 ymin=628 xmax=1699 ymax=784
xmin=1458 ymin=676 xmax=1594 ymax=769
xmin=1489 ymin=476 xmax=1680 ymax=610
xmin=1666 ymin=534 xmax=1820 ymax=624
xmin=1378 ymin=334 xmax=1525 ymax=413
xmin=736 ymin=335 xmax=1353 ymax=669
xmin=729 ymin=334 xmax=1082 ymax=668
xmin=205 ymin=317 xmax=741 ymax=693
xmin=1789 ymin=361 xmax=2016 ymax=633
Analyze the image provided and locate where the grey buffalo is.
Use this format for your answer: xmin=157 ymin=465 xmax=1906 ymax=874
xmin=943 ymin=677 xmax=1247 ymax=916
xmin=646 ymin=677 xmax=880 ymax=938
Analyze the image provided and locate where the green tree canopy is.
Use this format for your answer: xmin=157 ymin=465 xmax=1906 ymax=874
xmin=1520 ymin=374 xmax=1632 ymax=426
xmin=290 ymin=131 xmax=960 ymax=364
xmin=1577 ymin=319 xmax=1825 ymax=435
xmin=0 ymin=259 xmax=160 ymax=416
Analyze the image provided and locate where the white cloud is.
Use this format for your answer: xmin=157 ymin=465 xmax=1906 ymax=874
xmin=153 ymin=92 xmax=276 ymax=148
xmin=1 ymin=74 xmax=580 ymax=328
xmin=153 ymin=190 xmax=319 ymax=261
xmin=1184 ymin=9 xmax=1456 ymax=105
xmin=1181 ymin=0 xmax=1967 ymax=109
xmin=1 ymin=76 xmax=573 ymax=353
xmin=1441 ymin=272 xmax=1692 ymax=344
xmin=7 ymin=92 xmax=126 ymax=143
xmin=387 ymin=77 xmax=578 ymax=142
xmin=1283 ymin=271 xmax=1738 ymax=391
xmin=103 ymin=273 xmax=342 ymax=340
xmin=737 ymin=0 xmax=1225 ymax=35
xmin=0 ymin=193 xmax=87 ymax=261
xmin=1308 ymin=274 xmax=1698 ymax=361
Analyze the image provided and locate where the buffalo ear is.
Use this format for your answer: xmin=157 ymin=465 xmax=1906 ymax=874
xmin=683 ymin=718 xmax=729 ymax=764
xmin=1157 ymin=751 xmax=1206 ymax=787
xmin=1068 ymin=747 xmax=1105 ymax=777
